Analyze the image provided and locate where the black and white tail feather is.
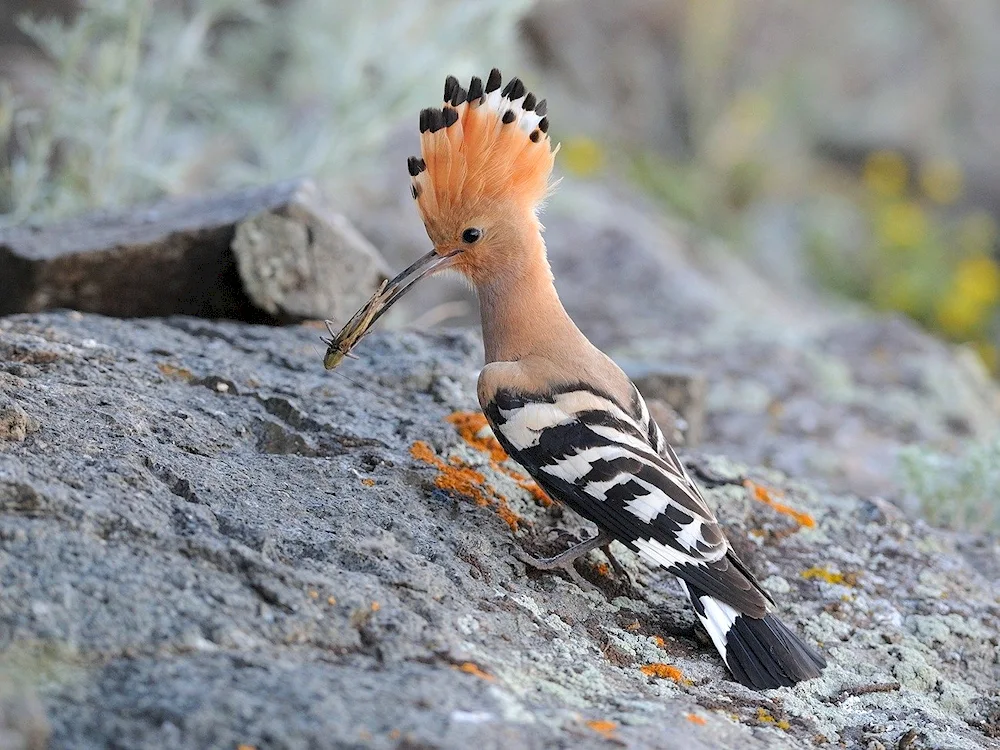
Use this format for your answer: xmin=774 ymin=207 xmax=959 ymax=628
xmin=483 ymin=381 xmax=826 ymax=690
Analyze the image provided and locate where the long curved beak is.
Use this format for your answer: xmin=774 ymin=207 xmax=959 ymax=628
xmin=374 ymin=248 xmax=460 ymax=323
xmin=322 ymin=248 xmax=459 ymax=369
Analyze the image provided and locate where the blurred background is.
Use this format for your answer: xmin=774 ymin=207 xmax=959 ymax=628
xmin=2 ymin=0 xmax=999 ymax=372
xmin=2 ymin=0 xmax=999 ymax=528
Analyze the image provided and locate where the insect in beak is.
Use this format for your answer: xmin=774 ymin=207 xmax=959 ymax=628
xmin=322 ymin=248 xmax=461 ymax=369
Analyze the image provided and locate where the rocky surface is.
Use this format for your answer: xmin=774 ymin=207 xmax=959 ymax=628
xmin=1 ymin=311 xmax=998 ymax=749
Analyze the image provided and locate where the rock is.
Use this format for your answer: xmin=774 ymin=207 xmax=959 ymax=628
xmin=627 ymin=364 xmax=707 ymax=446
xmin=0 ymin=680 xmax=50 ymax=750
xmin=0 ymin=180 xmax=387 ymax=323
xmin=0 ymin=396 xmax=39 ymax=442
xmin=232 ymin=181 xmax=389 ymax=323
xmin=0 ymin=310 xmax=996 ymax=749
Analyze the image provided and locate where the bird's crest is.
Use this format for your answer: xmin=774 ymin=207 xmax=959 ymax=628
xmin=407 ymin=69 xmax=558 ymax=220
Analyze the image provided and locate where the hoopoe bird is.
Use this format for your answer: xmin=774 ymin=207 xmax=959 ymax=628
xmin=372 ymin=69 xmax=826 ymax=690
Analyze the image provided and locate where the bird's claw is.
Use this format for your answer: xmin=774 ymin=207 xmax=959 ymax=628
xmin=513 ymin=546 xmax=598 ymax=592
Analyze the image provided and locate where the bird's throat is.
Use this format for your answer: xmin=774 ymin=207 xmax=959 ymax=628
xmin=476 ymin=247 xmax=583 ymax=364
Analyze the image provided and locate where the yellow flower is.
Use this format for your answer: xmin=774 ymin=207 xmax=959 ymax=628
xmin=560 ymin=136 xmax=605 ymax=177
xmin=876 ymin=201 xmax=928 ymax=248
xmin=953 ymin=255 xmax=1000 ymax=305
xmin=920 ymin=159 xmax=963 ymax=204
xmin=935 ymin=292 xmax=985 ymax=337
xmin=863 ymin=150 xmax=908 ymax=197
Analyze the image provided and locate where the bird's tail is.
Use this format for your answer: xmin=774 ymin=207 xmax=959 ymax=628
xmin=684 ymin=582 xmax=826 ymax=689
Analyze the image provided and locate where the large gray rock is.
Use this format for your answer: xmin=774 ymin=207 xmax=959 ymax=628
xmin=0 ymin=180 xmax=388 ymax=324
xmin=0 ymin=311 xmax=997 ymax=749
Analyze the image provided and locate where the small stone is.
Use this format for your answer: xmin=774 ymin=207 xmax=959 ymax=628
xmin=0 ymin=398 xmax=38 ymax=442
xmin=626 ymin=365 xmax=707 ymax=446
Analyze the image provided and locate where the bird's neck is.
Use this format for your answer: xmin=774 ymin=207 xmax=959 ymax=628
xmin=476 ymin=238 xmax=584 ymax=364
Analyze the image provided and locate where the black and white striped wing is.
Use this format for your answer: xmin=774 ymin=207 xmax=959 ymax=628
xmin=483 ymin=384 xmax=769 ymax=616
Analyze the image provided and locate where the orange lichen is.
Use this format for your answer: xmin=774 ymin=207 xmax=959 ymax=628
xmin=237 ymin=745 xmax=257 ymax=750
xmin=361 ymin=478 xmax=375 ymax=487
xmin=495 ymin=500 xmax=522 ymax=532
xmin=157 ymin=362 xmax=195 ymax=381
xmin=594 ymin=562 xmax=611 ymax=577
xmin=652 ymin=636 xmax=667 ymax=649
xmin=685 ymin=713 xmax=707 ymax=726
xmin=327 ymin=596 xmax=337 ymax=606
xmin=371 ymin=601 xmax=380 ymax=612
xmin=388 ymin=729 xmax=402 ymax=740
xmin=446 ymin=412 xmax=554 ymax=508
xmin=456 ymin=662 xmax=495 ymax=681
xmin=640 ymin=663 xmax=686 ymax=683
xmin=744 ymin=480 xmax=816 ymax=528
xmin=447 ymin=411 xmax=509 ymax=462
xmin=756 ymin=707 xmax=790 ymax=731
xmin=505 ymin=468 xmax=554 ymax=507
xmin=410 ymin=440 xmax=523 ymax=531
xmin=307 ymin=590 xmax=318 ymax=599
xmin=585 ymin=720 xmax=618 ymax=738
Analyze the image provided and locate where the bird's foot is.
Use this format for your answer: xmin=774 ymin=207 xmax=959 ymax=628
xmin=514 ymin=530 xmax=628 ymax=592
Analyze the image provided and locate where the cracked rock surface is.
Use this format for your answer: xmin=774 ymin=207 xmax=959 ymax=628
xmin=0 ymin=311 xmax=998 ymax=749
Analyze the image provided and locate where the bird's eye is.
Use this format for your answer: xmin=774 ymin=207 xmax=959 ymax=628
xmin=462 ymin=227 xmax=483 ymax=244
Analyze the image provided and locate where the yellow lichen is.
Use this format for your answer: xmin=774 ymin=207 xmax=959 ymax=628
xmin=756 ymin=707 xmax=790 ymax=731
xmin=801 ymin=566 xmax=858 ymax=586
xmin=744 ymin=480 xmax=816 ymax=528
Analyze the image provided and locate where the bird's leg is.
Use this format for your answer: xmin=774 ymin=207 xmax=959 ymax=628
xmin=514 ymin=530 xmax=617 ymax=591
xmin=600 ymin=543 xmax=629 ymax=579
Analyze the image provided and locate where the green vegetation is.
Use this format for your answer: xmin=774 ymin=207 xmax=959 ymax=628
xmin=0 ymin=0 xmax=530 ymax=224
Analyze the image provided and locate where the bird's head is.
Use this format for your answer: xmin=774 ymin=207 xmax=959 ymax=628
xmin=380 ymin=69 xmax=559 ymax=300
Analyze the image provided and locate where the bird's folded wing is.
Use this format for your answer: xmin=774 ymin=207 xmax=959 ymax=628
xmin=484 ymin=384 xmax=769 ymax=614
